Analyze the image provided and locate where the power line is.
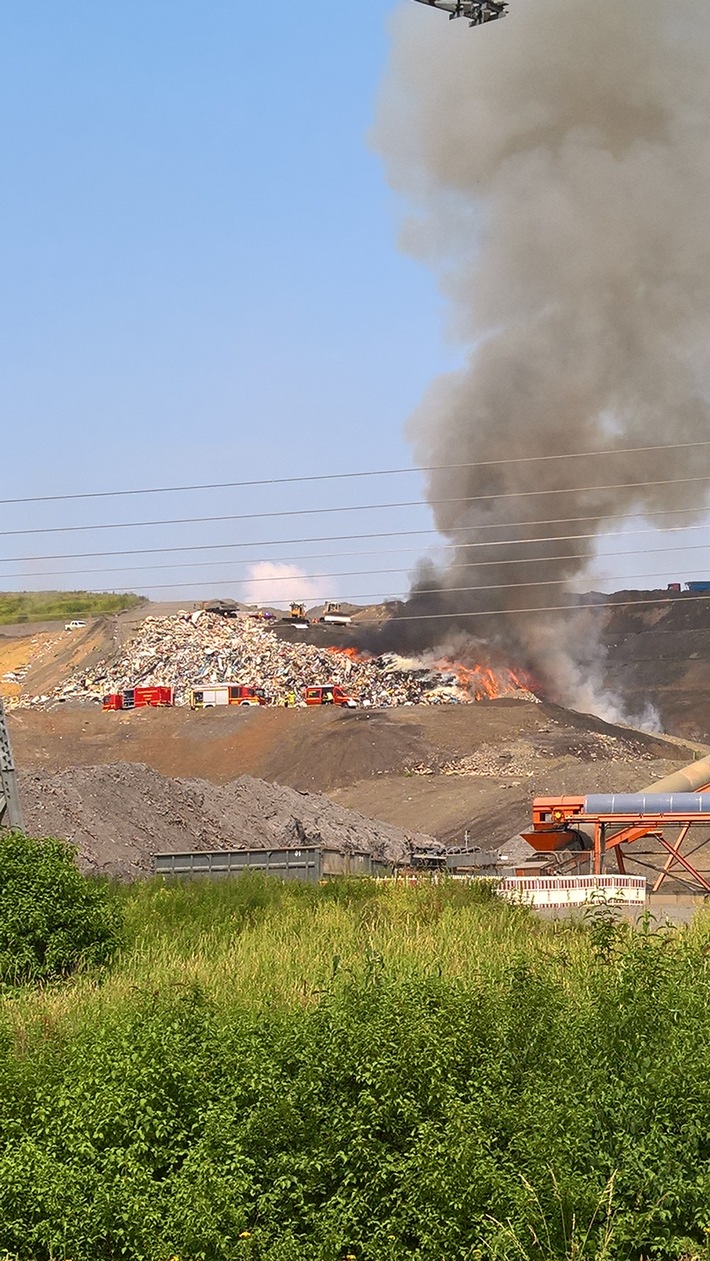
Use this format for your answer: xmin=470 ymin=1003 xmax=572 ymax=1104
xmin=3 ymin=502 xmax=710 ymax=564
xmin=3 ymin=474 xmax=710 ymax=538
xmin=23 ymin=590 xmax=710 ymax=626
xmin=3 ymin=439 xmax=710 ymax=507
xmin=373 ymin=592 xmax=710 ymax=624
xmin=1 ymin=537 xmax=707 ymax=584
xmin=28 ymin=562 xmax=710 ymax=599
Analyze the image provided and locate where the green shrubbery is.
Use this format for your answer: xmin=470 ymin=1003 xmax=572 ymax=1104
xmin=0 ymin=589 xmax=144 ymax=624
xmin=0 ymin=831 xmax=123 ymax=983
xmin=0 ymin=878 xmax=709 ymax=1260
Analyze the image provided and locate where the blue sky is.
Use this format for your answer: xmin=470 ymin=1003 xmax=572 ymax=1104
xmin=0 ymin=1 xmax=703 ymax=606
xmin=0 ymin=0 xmax=461 ymax=605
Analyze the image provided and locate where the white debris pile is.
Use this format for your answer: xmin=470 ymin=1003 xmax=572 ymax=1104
xmin=20 ymin=612 xmax=536 ymax=708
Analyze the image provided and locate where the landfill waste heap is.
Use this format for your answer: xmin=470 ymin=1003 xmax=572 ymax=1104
xmin=19 ymin=612 xmax=538 ymax=709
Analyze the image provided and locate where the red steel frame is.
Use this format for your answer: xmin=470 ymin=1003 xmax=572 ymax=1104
xmin=523 ymin=797 xmax=710 ymax=893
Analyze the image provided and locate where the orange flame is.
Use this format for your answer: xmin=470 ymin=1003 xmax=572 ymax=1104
xmin=433 ymin=658 xmax=535 ymax=701
xmin=328 ymin=646 xmax=371 ymax=663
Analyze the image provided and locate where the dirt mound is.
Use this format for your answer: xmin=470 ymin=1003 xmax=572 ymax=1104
xmin=18 ymin=763 xmax=431 ymax=879
xmin=8 ymin=700 xmax=682 ymax=793
xmin=0 ymin=630 xmax=62 ymax=699
xmin=582 ymin=590 xmax=710 ymax=741
xmin=9 ymin=703 xmax=690 ymax=876
xmin=10 ymin=593 xmax=710 ymax=742
xmin=331 ymin=710 xmax=686 ymax=852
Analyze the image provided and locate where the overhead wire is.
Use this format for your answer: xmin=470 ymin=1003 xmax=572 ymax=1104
xmin=28 ymin=590 xmax=710 ymax=625
xmin=3 ymin=438 xmax=710 ymax=506
xmin=3 ymin=502 xmax=710 ymax=564
xmin=3 ymin=453 xmax=710 ymax=614
xmin=2 ymin=538 xmax=709 ymax=583
xmin=4 ymin=472 xmax=710 ymax=537
xmin=21 ymin=563 xmax=710 ymax=599
xmin=357 ymin=592 xmax=710 ymax=624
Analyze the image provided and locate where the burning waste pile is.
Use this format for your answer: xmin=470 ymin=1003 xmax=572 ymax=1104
xmin=20 ymin=612 xmax=538 ymax=709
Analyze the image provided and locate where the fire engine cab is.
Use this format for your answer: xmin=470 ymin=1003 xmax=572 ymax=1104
xmin=304 ymin=685 xmax=357 ymax=708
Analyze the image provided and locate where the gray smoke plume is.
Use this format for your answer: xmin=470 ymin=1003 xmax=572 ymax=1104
xmin=372 ymin=0 xmax=710 ymax=723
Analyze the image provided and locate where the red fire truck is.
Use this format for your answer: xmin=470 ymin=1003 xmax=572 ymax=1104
xmin=304 ymin=685 xmax=357 ymax=708
xmin=102 ymin=686 xmax=174 ymax=711
xmin=188 ymin=684 xmax=267 ymax=708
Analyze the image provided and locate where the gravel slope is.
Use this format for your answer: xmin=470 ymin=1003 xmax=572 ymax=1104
xmin=18 ymin=763 xmax=432 ymax=879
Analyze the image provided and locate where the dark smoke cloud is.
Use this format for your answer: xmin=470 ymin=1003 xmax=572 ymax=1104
xmin=370 ymin=0 xmax=710 ymax=721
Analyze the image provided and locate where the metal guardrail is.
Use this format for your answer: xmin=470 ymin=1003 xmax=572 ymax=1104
xmin=498 ymin=874 xmax=647 ymax=908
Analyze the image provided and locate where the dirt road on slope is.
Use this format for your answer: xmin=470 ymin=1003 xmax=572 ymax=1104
xmin=0 ymin=619 xmax=117 ymax=701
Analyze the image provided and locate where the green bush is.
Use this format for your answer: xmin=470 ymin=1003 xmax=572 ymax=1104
xmin=0 ymin=589 xmax=144 ymax=625
xmin=0 ymin=832 xmax=123 ymax=984
xmin=1 ymin=881 xmax=710 ymax=1259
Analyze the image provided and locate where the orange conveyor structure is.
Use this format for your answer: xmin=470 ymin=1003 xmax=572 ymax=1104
xmin=523 ymin=752 xmax=710 ymax=894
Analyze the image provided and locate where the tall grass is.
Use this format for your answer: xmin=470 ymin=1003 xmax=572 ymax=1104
xmin=1 ymin=877 xmax=709 ymax=1261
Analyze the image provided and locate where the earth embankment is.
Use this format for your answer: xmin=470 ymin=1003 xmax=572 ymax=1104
xmin=9 ymin=701 xmax=689 ymax=852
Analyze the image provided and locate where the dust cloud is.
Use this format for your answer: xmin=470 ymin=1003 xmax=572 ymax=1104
xmin=372 ymin=0 xmax=710 ymax=725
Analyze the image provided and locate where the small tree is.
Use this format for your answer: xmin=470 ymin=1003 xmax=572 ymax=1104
xmin=0 ymin=831 xmax=123 ymax=984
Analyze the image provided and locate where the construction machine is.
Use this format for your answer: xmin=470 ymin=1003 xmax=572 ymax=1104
xmin=280 ymin=602 xmax=310 ymax=628
xmin=406 ymin=842 xmax=448 ymax=872
xmin=319 ymin=601 xmax=352 ymax=627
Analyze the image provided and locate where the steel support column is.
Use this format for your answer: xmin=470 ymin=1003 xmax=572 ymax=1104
xmin=593 ymin=822 xmax=603 ymax=875
xmin=0 ymin=699 xmax=23 ymax=831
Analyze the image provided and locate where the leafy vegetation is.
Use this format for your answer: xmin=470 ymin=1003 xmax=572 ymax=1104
xmin=0 ymin=589 xmax=145 ymax=624
xmin=0 ymin=832 xmax=123 ymax=983
xmin=0 ymin=875 xmax=709 ymax=1260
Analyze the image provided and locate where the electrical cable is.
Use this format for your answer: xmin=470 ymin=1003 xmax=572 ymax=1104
xmin=3 ymin=439 xmax=710 ymax=507
xmin=27 ymin=563 xmax=710 ymax=599
xmin=3 ymin=538 xmax=709 ymax=584
xmin=3 ymin=502 xmax=710 ymax=563
xmin=356 ymin=592 xmax=710 ymax=624
xmin=3 ymin=472 xmax=710 ymax=538
xmin=29 ymin=590 xmax=710 ymax=626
